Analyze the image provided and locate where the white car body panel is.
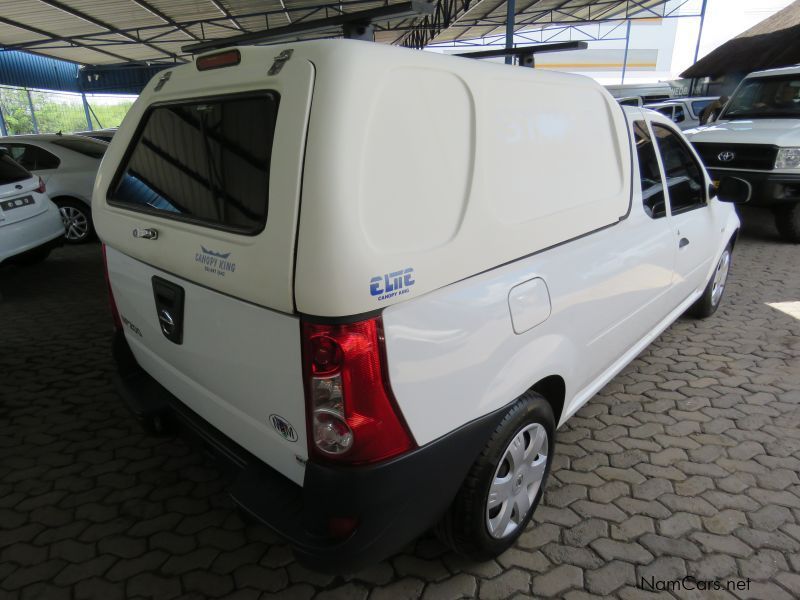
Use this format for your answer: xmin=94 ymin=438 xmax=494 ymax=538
xmin=0 ymin=174 xmax=63 ymax=262
xmin=686 ymin=118 xmax=800 ymax=146
xmin=383 ymin=111 xmax=737 ymax=445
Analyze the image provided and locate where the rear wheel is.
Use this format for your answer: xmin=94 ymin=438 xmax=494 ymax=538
xmin=435 ymin=391 xmax=555 ymax=560
xmin=774 ymin=204 xmax=800 ymax=243
xmin=686 ymin=244 xmax=732 ymax=319
xmin=55 ymin=198 xmax=94 ymax=244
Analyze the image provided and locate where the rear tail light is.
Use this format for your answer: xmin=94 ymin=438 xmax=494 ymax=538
xmin=35 ymin=176 xmax=45 ymax=194
xmin=196 ymin=49 xmax=241 ymax=71
xmin=101 ymin=244 xmax=123 ymax=332
xmin=301 ymin=317 xmax=415 ymax=464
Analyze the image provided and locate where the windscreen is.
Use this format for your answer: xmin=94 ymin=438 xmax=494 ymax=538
xmin=0 ymin=152 xmax=31 ymax=185
xmin=109 ymin=93 xmax=279 ymax=234
xmin=723 ymin=75 xmax=800 ymax=119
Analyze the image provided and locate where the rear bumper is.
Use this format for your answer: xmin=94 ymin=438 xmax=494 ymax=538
xmin=0 ymin=206 xmax=64 ymax=263
xmin=708 ymin=168 xmax=800 ymax=206
xmin=112 ymin=331 xmax=501 ymax=572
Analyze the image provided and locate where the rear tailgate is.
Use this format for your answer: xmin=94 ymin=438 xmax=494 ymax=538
xmin=94 ymin=49 xmax=314 ymax=485
xmin=0 ymin=175 xmax=47 ymax=227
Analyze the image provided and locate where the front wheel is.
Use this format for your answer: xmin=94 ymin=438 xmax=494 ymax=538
xmin=435 ymin=391 xmax=555 ymax=560
xmin=774 ymin=204 xmax=800 ymax=243
xmin=55 ymin=198 xmax=94 ymax=244
xmin=686 ymin=243 xmax=732 ymax=319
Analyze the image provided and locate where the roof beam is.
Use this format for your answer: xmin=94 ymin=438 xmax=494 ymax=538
xmin=209 ymin=0 xmax=245 ymax=31
xmin=130 ymin=0 xmax=203 ymax=41
xmin=0 ymin=15 xmax=134 ymax=63
xmin=36 ymin=0 xmax=183 ymax=61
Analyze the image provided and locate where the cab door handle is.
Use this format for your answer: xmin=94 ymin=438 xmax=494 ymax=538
xmin=679 ymin=237 xmax=690 ymax=248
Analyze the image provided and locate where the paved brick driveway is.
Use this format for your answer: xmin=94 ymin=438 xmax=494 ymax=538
xmin=1 ymin=207 xmax=799 ymax=599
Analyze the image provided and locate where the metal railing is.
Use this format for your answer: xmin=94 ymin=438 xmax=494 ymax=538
xmin=0 ymin=85 xmax=136 ymax=136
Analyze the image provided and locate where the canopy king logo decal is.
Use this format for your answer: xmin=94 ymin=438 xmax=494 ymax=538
xmin=195 ymin=246 xmax=237 ymax=277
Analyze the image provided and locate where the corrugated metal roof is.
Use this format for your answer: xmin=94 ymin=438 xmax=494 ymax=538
xmin=0 ymin=0 xmax=687 ymax=65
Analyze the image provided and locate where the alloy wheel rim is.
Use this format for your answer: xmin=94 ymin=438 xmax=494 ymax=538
xmin=711 ymin=249 xmax=730 ymax=307
xmin=59 ymin=206 xmax=88 ymax=241
xmin=486 ymin=422 xmax=549 ymax=539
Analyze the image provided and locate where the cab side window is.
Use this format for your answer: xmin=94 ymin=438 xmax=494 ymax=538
xmin=633 ymin=120 xmax=666 ymax=219
xmin=0 ymin=144 xmax=60 ymax=171
xmin=652 ymin=124 xmax=706 ymax=214
xmin=673 ymin=105 xmax=686 ymax=123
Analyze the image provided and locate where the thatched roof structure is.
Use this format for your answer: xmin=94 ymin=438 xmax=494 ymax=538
xmin=682 ymin=0 xmax=800 ymax=79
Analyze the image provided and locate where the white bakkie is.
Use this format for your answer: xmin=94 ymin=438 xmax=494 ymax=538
xmin=685 ymin=65 xmax=800 ymax=242
xmin=94 ymin=40 xmax=747 ymax=572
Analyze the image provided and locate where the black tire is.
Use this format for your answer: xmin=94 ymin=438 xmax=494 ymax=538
xmin=774 ymin=204 xmax=800 ymax=243
xmin=686 ymin=243 xmax=732 ymax=319
xmin=13 ymin=246 xmax=51 ymax=265
xmin=435 ymin=391 xmax=555 ymax=561
xmin=54 ymin=198 xmax=94 ymax=244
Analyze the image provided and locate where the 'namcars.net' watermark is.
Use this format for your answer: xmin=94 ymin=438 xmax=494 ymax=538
xmin=640 ymin=576 xmax=751 ymax=593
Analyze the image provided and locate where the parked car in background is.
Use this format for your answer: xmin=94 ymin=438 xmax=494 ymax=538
xmin=605 ymin=81 xmax=673 ymax=105
xmin=95 ymin=41 xmax=747 ymax=572
xmin=0 ymin=134 xmax=107 ymax=243
xmin=617 ymin=96 xmax=644 ymax=107
xmin=685 ymin=66 xmax=800 ymax=242
xmin=0 ymin=151 xmax=64 ymax=264
xmin=75 ymin=128 xmax=117 ymax=143
xmin=645 ymin=97 xmax=718 ymax=130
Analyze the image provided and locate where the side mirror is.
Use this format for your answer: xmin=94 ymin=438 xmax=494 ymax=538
xmin=716 ymin=176 xmax=752 ymax=204
xmin=708 ymin=182 xmax=717 ymax=199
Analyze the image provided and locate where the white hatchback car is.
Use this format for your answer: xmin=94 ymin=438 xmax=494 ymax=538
xmin=0 ymin=152 xmax=64 ymax=264
xmin=0 ymin=134 xmax=107 ymax=244
xmin=95 ymin=41 xmax=749 ymax=572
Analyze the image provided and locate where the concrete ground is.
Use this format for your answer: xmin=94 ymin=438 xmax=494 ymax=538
xmin=1 ymin=206 xmax=799 ymax=600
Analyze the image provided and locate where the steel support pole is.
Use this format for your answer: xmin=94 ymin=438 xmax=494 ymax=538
xmin=505 ymin=0 xmax=515 ymax=65
xmin=82 ymin=93 xmax=94 ymax=131
xmin=620 ymin=19 xmax=631 ymax=85
xmin=26 ymin=89 xmax=38 ymax=134
xmin=0 ymin=105 xmax=7 ymax=136
xmin=693 ymin=0 xmax=708 ymax=64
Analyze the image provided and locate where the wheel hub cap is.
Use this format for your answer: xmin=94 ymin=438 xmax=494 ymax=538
xmin=486 ymin=423 xmax=549 ymax=539
xmin=59 ymin=206 xmax=88 ymax=241
xmin=711 ymin=249 xmax=730 ymax=307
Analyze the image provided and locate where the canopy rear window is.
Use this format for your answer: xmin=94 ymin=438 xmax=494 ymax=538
xmin=109 ymin=93 xmax=279 ymax=234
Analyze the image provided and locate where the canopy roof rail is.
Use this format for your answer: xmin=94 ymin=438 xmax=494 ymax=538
xmin=455 ymin=41 xmax=588 ymax=67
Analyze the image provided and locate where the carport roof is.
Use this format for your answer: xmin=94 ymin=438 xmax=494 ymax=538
xmin=0 ymin=0 xmax=687 ymax=65
xmin=681 ymin=0 xmax=800 ymax=79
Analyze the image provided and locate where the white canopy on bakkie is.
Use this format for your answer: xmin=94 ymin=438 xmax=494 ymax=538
xmin=94 ymin=39 xmax=631 ymax=318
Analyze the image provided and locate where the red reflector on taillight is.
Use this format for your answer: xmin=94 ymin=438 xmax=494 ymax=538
xmin=327 ymin=516 xmax=358 ymax=540
xmin=196 ymin=49 xmax=241 ymax=71
xmin=35 ymin=176 xmax=46 ymax=194
xmin=101 ymin=244 xmax=123 ymax=332
xmin=301 ymin=317 xmax=416 ymax=465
